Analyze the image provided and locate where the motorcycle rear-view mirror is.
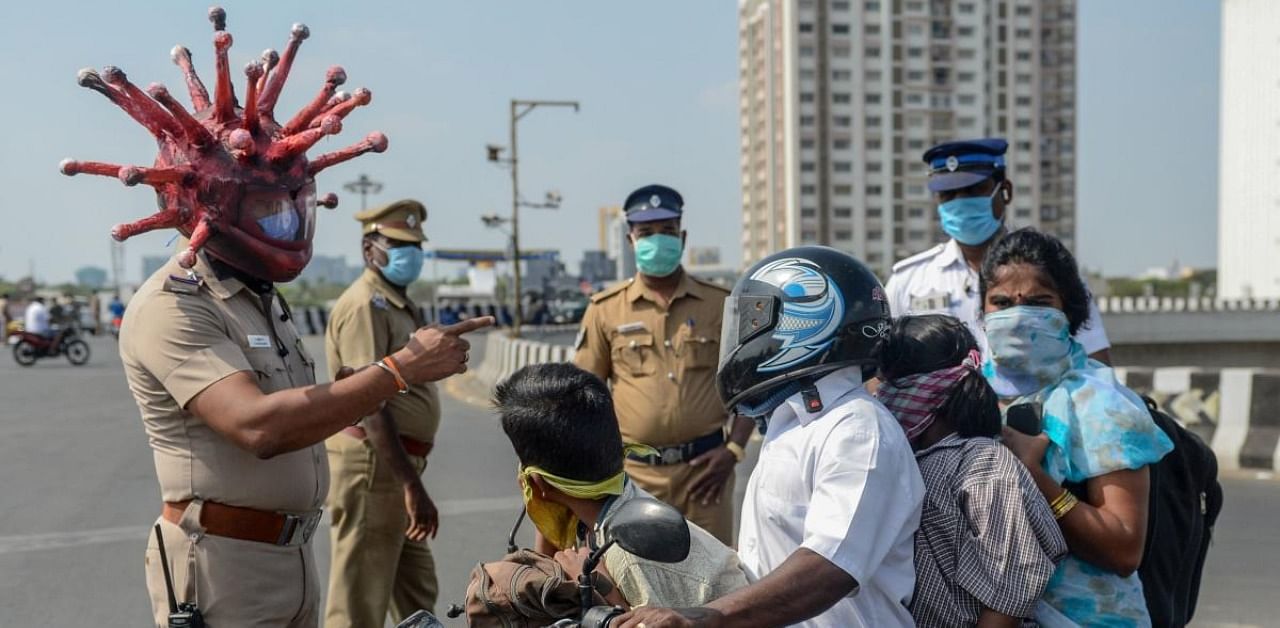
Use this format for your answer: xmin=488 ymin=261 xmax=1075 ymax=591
xmin=600 ymin=497 xmax=691 ymax=564
xmin=395 ymin=609 xmax=444 ymax=628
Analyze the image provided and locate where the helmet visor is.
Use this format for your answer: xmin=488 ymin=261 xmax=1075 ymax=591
xmin=719 ymin=294 xmax=779 ymax=365
xmin=239 ymin=181 xmax=317 ymax=245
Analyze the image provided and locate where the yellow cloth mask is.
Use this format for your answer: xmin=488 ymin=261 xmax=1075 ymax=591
xmin=518 ymin=444 xmax=655 ymax=550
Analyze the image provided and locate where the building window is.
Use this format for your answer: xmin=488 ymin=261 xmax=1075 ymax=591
xmin=905 ymin=1 xmax=924 ymax=11
xmin=834 ymin=184 xmax=853 ymax=195
xmin=867 ymin=162 xmax=883 ymax=173
xmin=832 ymin=44 xmax=852 ymax=56
xmin=801 ymin=162 xmax=816 ymax=172
xmin=868 ymin=229 xmax=883 ymax=240
xmin=833 ymin=69 xmax=853 ymax=81
xmin=865 ymin=92 xmax=882 ymax=104
xmin=801 ymin=184 xmax=817 ymax=194
xmin=1016 ymin=95 xmax=1033 ymax=106
xmin=908 ymin=206 xmax=925 ymax=218
xmin=866 ymin=115 xmax=882 ymax=127
xmin=907 ymin=23 xmax=924 ymax=36
xmin=867 ymin=207 xmax=883 ymax=218
xmin=957 ymin=26 xmax=975 ymax=37
xmin=800 ymin=115 xmax=815 ymax=127
xmin=865 ymin=0 xmax=880 ymax=10
xmin=1016 ymin=208 xmax=1032 ymax=219
xmin=800 ymin=46 xmax=816 ymax=57
xmin=833 ymin=92 xmax=852 ymax=104
xmin=801 ymin=230 xmax=817 ymax=242
xmin=801 ymin=138 xmax=817 ymax=149
xmin=1016 ymin=118 xmax=1032 ymax=129
xmin=905 ymin=92 xmax=925 ymax=106
xmin=866 ymin=46 xmax=881 ymax=58
xmin=907 ymin=47 xmax=924 ymax=58
xmin=958 ymin=3 xmax=975 ymax=13
xmin=958 ymin=94 xmax=976 ymax=105
xmin=1016 ymin=163 xmax=1033 ymax=173
xmin=834 ymin=23 xmax=851 ymax=35
xmin=834 ymin=207 xmax=853 ymax=218
xmin=833 ymin=138 xmax=852 ymax=150
xmin=865 ymin=24 xmax=881 ymax=35
xmin=1016 ymin=5 xmax=1033 ymax=16
xmin=1016 ymin=73 xmax=1033 ymax=84
xmin=866 ymin=138 xmax=882 ymax=149
xmin=907 ymin=138 xmax=924 ymax=150
xmin=957 ymin=48 xmax=977 ymax=60
xmin=908 ymin=184 xmax=925 ymax=196
xmin=867 ymin=185 xmax=883 ymax=195
xmin=799 ymin=23 xmax=815 ymax=34
xmin=1016 ymin=50 xmax=1033 ymax=62
xmin=834 ymin=229 xmax=853 ymax=240
xmin=1016 ymin=28 xmax=1033 ymax=39
xmin=800 ymin=68 xmax=817 ymax=80
xmin=907 ymin=115 xmax=924 ymax=127
xmin=958 ymin=116 xmax=976 ymax=128
xmin=832 ymin=115 xmax=851 ymax=127
xmin=834 ymin=161 xmax=853 ymax=172
xmin=908 ymin=229 xmax=926 ymax=241
xmin=800 ymin=92 xmax=816 ymax=103
xmin=801 ymin=207 xmax=817 ymax=217
xmin=907 ymin=70 xmax=925 ymax=82
xmin=833 ymin=0 xmax=851 ymax=10
xmin=957 ymin=71 xmax=976 ymax=83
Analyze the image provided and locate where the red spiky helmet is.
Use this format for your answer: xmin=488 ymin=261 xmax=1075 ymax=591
xmin=61 ymin=6 xmax=388 ymax=283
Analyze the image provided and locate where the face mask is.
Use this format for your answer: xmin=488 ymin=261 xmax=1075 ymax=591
xmin=634 ymin=233 xmax=683 ymax=277
xmin=256 ymin=208 xmax=300 ymax=241
xmin=517 ymin=450 xmax=650 ymax=550
xmin=982 ymin=306 xmax=1079 ymax=398
xmin=373 ymin=242 xmax=424 ymax=287
xmin=937 ymin=184 xmax=1002 ymax=246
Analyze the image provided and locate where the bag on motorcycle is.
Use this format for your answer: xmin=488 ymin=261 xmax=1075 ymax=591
xmin=464 ymin=548 xmax=615 ymax=628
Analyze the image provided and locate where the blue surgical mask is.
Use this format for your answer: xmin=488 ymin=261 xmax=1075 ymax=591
xmin=256 ymin=209 xmax=300 ymax=241
xmin=982 ymin=306 xmax=1080 ymax=398
xmin=937 ymin=184 xmax=1003 ymax=246
xmin=634 ymin=233 xmax=683 ymax=277
xmin=373 ymin=243 xmax=425 ymax=287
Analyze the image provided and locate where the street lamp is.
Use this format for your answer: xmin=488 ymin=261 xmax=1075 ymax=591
xmin=342 ymin=173 xmax=384 ymax=211
xmin=487 ymin=99 xmax=579 ymax=337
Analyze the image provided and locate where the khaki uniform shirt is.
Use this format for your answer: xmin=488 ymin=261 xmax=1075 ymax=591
xmin=574 ymin=273 xmax=729 ymax=447
xmin=325 ymin=269 xmax=440 ymax=442
xmin=119 ymin=256 xmax=326 ymax=514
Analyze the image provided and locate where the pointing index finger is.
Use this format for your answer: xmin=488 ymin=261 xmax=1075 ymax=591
xmin=441 ymin=316 xmax=495 ymax=336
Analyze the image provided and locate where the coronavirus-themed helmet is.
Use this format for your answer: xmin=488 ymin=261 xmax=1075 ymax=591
xmin=61 ymin=6 xmax=388 ymax=282
xmin=717 ymin=247 xmax=890 ymax=417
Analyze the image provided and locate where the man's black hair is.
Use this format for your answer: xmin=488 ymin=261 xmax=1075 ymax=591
xmin=979 ymin=227 xmax=1091 ymax=335
xmin=874 ymin=315 xmax=1000 ymax=438
xmin=494 ymin=363 xmax=624 ymax=482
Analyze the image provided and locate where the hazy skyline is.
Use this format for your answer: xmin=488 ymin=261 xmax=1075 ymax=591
xmin=0 ymin=1 xmax=1219 ymax=285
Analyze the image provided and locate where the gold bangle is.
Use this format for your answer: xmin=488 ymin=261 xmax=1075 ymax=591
xmin=1049 ymin=488 xmax=1072 ymax=510
xmin=1053 ymin=492 xmax=1079 ymax=520
xmin=725 ymin=441 xmax=746 ymax=463
xmin=374 ymin=358 xmax=408 ymax=394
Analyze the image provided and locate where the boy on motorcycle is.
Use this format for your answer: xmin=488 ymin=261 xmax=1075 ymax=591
xmin=494 ymin=363 xmax=749 ymax=609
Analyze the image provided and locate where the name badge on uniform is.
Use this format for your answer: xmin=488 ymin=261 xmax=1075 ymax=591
xmin=909 ymin=292 xmax=952 ymax=313
xmin=371 ymin=294 xmax=388 ymax=310
xmin=615 ymin=321 xmax=647 ymax=334
xmin=247 ymin=334 xmax=273 ymax=348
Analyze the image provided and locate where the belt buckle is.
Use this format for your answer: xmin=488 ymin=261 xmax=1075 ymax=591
xmin=661 ymin=446 xmax=684 ymax=465
xmin=277 ymin=511 xmax=322 ymax=546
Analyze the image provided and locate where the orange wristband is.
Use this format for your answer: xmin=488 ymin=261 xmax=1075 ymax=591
xmin=376 ymin=356 xmax=408 ymax=394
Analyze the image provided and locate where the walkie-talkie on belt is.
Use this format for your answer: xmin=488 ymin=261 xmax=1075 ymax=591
xmin=153 ymin=523 xmax=205 ymax=628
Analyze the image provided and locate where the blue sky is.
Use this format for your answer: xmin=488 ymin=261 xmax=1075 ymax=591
xmin=0 ymin=0 xmax=1219 ymax=284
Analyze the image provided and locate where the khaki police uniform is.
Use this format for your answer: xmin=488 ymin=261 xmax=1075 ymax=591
xmin=120 ymin=254 xmax=324 ymax=628
xmin=885 ymin=239 xmax=1111 ymax=355
xmin=573 ymin=272 xmax=735 ymax=543
xmin=324 ymin=200 xmax=440 ymax=628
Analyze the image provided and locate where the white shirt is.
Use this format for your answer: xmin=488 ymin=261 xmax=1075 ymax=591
xmin=737 ymin=367 xmax=924 ymax=628
xmin=23 ymin=301 xmax=50 ymax=334
xmin=885 ymin=239 xmax=1110 ymax=355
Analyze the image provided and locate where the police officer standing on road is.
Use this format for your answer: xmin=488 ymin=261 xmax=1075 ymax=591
xmin=885 ymin=138 xmax=1113 ymax=363
xmin=573 ymin=184 xmax=755 ymax=546
xmin=324 ymin=200 xmax=442 ymax=628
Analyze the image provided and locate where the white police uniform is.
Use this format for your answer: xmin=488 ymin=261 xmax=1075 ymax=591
xmin=885 ymin=239 xmax=1111 ymax=356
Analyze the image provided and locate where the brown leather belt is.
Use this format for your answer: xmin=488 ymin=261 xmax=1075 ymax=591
xmin=162 ymin=500 xmax=322 ymax=546
xmin=342 ymin=425 xmax=433 ymax=458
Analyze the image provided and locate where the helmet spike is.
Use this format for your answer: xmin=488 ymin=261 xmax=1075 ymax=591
xmin=102 ymin=67 xmax=183 ymax=140
xmin=147 ymin=83 xmax=215 ymax=147
xmin=282 ymin=66 xmax=346 ymax=136
xmin=258 ymin=23 xmax=309 ymax=117
xmin=309 ymin=87 xmax=370 ymax=129
xmin=242 ymin=62 xmax=264 ymax=134
xmin=308 ymin=132 xmax=388 ymax=175
xmin=169 ymin=46 xmax=212 ymax=112
xmin=111 ymin=205 xmax=185 ymax=242
xmin=267 ymin=115 xmax=341 ymax=163
xmin=211 ymin=31 xmax=237 ymax=123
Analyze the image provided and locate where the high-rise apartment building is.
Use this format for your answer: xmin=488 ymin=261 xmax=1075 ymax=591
xmin=738 ymin=0 xmax=1077 ymax=277
xmin=1219 ymin=0 xmax=1280 ymax=299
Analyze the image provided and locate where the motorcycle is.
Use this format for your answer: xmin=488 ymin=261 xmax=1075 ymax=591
xmin=11 ymin=327 xmax=91 ymax=367
xmin=395 ymin=497 xmax=692 ymax=628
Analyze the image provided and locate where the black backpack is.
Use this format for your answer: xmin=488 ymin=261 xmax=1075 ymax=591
xmin=1136 ymin=396 xmax=1224 ymax=627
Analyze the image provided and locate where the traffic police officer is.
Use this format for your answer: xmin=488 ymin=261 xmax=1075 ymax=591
xmin=324 ymin=200 xmax=441 ymax=627
xmin=885 ymin=138 xmax=1112 ymax=363
xmin=573 ymin=184 xmax=754 ymax=545
xmin=121 ymin=242 xmax=488 ymax=626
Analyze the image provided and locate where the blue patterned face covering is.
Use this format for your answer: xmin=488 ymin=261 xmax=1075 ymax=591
xmin=982 ymin=306 xmax=1075 ymax=398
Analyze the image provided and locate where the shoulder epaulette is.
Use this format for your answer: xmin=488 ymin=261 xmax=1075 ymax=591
xmin=891 ymin=243 xmax=946 ymax=273
xmin=162 ymin=273 xmax=203 ymax=295
xmin=590 ymin=278 xmax=634 ymax=303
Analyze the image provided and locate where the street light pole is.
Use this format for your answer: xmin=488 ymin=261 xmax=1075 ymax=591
xmin=343 ymin=173 xmax=384 ymax=211
xmin=506 ymin=99 xmax=579 ymax=337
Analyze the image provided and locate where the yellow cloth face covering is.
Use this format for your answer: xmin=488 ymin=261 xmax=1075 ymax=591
xmin=519 ymin=444 xmax=656 ymax=550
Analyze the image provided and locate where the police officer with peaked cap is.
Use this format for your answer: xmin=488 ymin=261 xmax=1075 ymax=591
xmin=884 ymin=138 xmax=1113 ymax=363
xmin=572 ymin=184 xmax=755 ymax=546
xmin=324 ymin=199 xmax=444 ymax=627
